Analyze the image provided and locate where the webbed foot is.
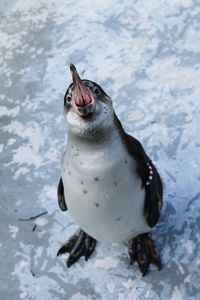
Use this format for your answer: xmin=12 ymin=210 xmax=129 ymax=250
xmin=128 ymin=233 xmax=161 ymax=276
xmin=57 ymin=229 xmax=96 ymax=267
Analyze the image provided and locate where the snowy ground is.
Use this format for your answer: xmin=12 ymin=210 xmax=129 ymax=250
xmin=0 ymin=0 xmax=200 ymax=299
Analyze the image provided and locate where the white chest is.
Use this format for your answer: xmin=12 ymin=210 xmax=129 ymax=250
xmin=61 ymin=133 xmax=150 ymax=242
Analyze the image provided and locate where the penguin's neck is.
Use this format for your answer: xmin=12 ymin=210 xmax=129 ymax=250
xmin=67 ymin=128 xmax=126 ymax=161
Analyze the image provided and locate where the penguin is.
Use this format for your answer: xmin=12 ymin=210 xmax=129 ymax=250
xmin=57 ymin=64 xmax=163 ymax=276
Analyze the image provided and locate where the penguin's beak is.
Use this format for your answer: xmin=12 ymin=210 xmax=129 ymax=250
xmin=70 ymin=64 xmax=93 ymax=107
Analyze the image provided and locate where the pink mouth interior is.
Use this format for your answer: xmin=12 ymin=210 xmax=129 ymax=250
xmin=73 ymin=85 xmax=93 ymax=107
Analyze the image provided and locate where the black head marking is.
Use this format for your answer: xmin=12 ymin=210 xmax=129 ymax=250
xmin=64 ymin=79 xmax=109 ymax=110
xmin=82 ymin=79 xmax=109 ymax=101
xmin=64 ymin=83 xmax=73 ymax=108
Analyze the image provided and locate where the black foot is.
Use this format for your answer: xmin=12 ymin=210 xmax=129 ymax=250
xmin=57 ymin=229 xmax=96 ymax=267
xmin=128 ymin=233 xmax=161 ymax=276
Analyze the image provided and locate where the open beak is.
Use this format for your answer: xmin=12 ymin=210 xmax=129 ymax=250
xmin=70 ymin=64 xmax=93 ymax=107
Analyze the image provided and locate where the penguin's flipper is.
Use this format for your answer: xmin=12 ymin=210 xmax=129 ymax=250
xmin=57 ymin=229 xmax=96 ymax=267
xmin=57 ymin=178 xmax=68 ymax=211
xmin=123 ymin=133 xmax=163 ymax=228
xmin=144 ymin=166 xmax=163 ymax=227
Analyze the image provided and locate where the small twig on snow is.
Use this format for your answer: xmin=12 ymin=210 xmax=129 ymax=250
xmin=18 ymin=211 xmax=48 ymax=221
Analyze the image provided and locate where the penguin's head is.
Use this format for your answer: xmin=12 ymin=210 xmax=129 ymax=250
xmin=64 ymin=64 xmax=115 ymax=138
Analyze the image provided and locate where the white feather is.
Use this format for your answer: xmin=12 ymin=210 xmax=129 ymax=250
xmin=62 ymin=130 xmax=151 ymax=243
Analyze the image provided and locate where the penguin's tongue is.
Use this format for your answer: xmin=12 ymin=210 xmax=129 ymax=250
xmin=70 ymin=64 xmax=93 ymax=107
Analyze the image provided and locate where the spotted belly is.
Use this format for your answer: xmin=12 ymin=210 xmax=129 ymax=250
xmin=62 ymin=158 xmax=151 ymax=242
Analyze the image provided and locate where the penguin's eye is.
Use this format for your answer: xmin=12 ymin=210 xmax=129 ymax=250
xmin=93 ymin=87 xmax=100 ymax=95
xmin=67 ymin=95 xmax=71 ymax=102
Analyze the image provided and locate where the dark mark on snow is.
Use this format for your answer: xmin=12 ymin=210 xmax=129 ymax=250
xmin=32 ymin=224 xmax=37 ymax=232
xmin=18 ymin=211 xmax=48 ymax=221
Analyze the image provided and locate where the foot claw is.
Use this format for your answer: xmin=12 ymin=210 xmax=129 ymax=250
xmin=129 ymin=233 xmax=161 ymax=275
xmin=84 ymin=237 xmax=96 ymax=261
xmin=141 ymin=266 xmax=148 ymax=277
xmin=66 ymin=257 xmax=72 ymax=268
xmin=57 ymin=233 xmax=79 ymax=256
xmin=66 ymin=251 xmax=83 ymax=267
xmin=154 ymin=260 xmax=161 ymax=270
xmin=57 ymin=230 xmax=96 ymax=267
xmin=128 ymin=240 xmax=137 ymax=265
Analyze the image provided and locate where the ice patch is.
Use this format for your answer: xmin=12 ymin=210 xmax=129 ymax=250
xmin=3 ymin=120 xmax=44 ymax=153
xmin=20 ymin=291 xmax=28 ymax=299
xmin=34 ymin=217 xmax=48 ymax=226
xmin=13 ymin=166 xmax=30 ymax=179
xmin=122 ymin=279 xmax=134 ymax=290
xmin=70 ymin=293 xmax=92 ymax=300
xmin=118 ymin=287 xmax=140 ymax=300
xmin=107 ymin=282 xmax=115 ymax=293
xmin=93 ymin=257 xmax=118 ymax=269
xmin=7 ymin=138 xmax=16 ymax=146
xmin=9 ymin=225 xmax=19 ymax=238
xmin=184 ymin=274 xmax=192 ymax=284
xmin=181 ymin=239 xmax=194 ymax=254
xmin=171 ymin=286 xmax=182 ymax=300
xmin=43 ymin=185 xmax=57 ymax=200
xmin=0 ymin=106 xmax=19 ymax=117
xmin=12 ymin=145 xmax=44 ymax=168
xmin=146 ymin=58 xmax=200 ymax=91
xmin=174 ymin=259 xmax=185 ymax=275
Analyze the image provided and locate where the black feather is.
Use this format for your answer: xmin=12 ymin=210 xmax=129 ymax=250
xmin=57 ymin=178 xmax=68 ymax=211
